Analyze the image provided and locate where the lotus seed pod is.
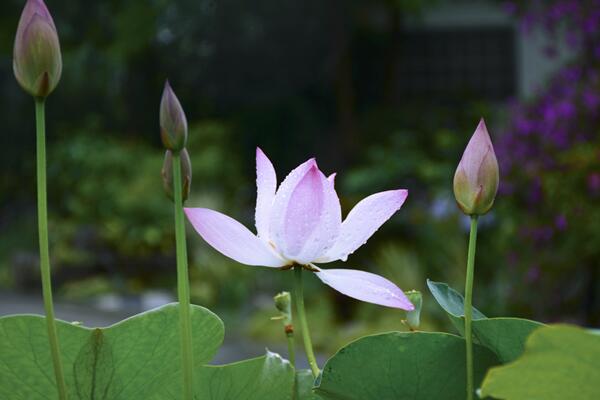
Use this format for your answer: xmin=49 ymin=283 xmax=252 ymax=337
xmin=160 ymin=80 xmax=188 ymax=151
xmin=13 ymin=0 xmax=62 ymax=98
xmin=453 ymin=119 xmax=499 ymax=215
xmin=162 ymin=149 xmax=192 ymax=202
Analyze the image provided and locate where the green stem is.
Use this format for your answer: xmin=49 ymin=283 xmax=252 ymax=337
xmin=464 ymin=215 xmax=479 ymax=400
xmin=286 ymin=331 xmax=296 ymax=368
xmin=35 ymin=98 xmax=68 ymax=400
xmin=172 ymin=152 xmax=194 ymax=400
xmin=293 ymin=266 xmax=320 ymax=378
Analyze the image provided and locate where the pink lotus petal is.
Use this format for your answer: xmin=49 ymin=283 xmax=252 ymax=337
xmin=292 ymin=170 xmax=341 ymax=264
xmin=185 ymin=208 xmax=286 ymax=267
xmin=255 ymin=148 xmax=277 ymax=240
xmin=459 ymin=118 xmax=496 ymax=186
xmin=315 ymin=268 xmax=414 ymax=310
xmin=319 ymin=189 xmax=408 ymax=262
xmin=282 ymin=165 xmax=324 ymax=258
xmin=18 ymin=0 xmax=56 ymax=33
xmin=14 ymin=1 xmax=57 ymax=62
xmin=268 ymin=157 xmax=317 ymax=258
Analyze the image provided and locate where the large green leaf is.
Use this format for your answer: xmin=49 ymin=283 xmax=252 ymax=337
xmin=0 ymin=304 xmax=300 ymax=399
xmin=151 ymin=352 xmax=295 ymax=400
xmin=315 ymin=331 xmax=498 ymax=400
xmin=0 ymin=304 xmax=224 ymax=399
xmin=481 ymin=325 xmax=600 ymax=400
xmin=427 ymin=280 xmax=543 ymax=362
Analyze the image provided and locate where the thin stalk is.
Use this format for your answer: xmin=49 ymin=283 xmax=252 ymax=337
xmin=464 ymin=215 xmax=479 ymax=400
xmin=286 ymin=330 xmax=296 ymax=367
xmin=293 ymin=266 xmax=320 ymax=378
xmin=35 ymin=98 xmax=68 ymax=400
xmin=172 ymin=152 xmax=194 ymax=399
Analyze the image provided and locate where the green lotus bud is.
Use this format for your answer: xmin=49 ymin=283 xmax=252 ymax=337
xmin=162 ymin=149 xmax=192 ymax=202
xmin=159 ymin=80 xmax=188 ymax=151
xmin=273 ymin=291 xmax=293 ymax=333
xmin=404 ymin=290 xmax=422 ymax=330
xmin=274 ymin=292 xmax=292 ymax=317
xmin=13 ymin=0 xmax=62 ymax=98
xmin=453 ymin=119 xmax=499 ymax=215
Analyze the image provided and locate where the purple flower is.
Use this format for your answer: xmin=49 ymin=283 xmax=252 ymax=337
xmin=588 ymin=172 xmax=600 ymax=195
xmin=554 ymin=214 xmax=568 ymax=231
xmin=502 ymin=1 xmax=518 ymax=15
xmin=526 ymin=265 xmax=541 ymax=283
xmin=185 ymin=148 xmax=413 ymax=310
xmin=582 ymin=90 xmax=600 ymax=110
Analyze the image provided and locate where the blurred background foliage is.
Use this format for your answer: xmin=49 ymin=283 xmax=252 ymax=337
xmin=0 ymin=0 xmax=599 ymax=354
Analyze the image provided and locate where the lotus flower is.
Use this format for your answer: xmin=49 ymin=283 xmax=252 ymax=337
xmin=453 ymin=118 xmax=499 ymax=215
xmin=13 ymin=0 xmax=62 ymax=98
xmin=185 ymin=148 xmax=413 ymax=310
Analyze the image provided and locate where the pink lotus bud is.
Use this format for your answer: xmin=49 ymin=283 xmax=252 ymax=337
xmin=161 ymin=149 xmax=192 ymax=202
xmin=453 ymin=119 xmax=499 ymax=215
xmin=160 ymin=80 xmax=188 ymax=151
xmin=13 ymin=0 xmax=62 ymax=98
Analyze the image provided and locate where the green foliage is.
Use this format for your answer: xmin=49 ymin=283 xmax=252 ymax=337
xmin=0 ymin=119 xmax=252 ymax=304
xmin=187 ymin=353 xmax=295 ymax=400
xmin=0 ymin=303 xmax=224 ymax=399
xmin=46 ymin=121 xmax=242 ymax=258
xmin=0 ymin=304 xmax=300 ymax=400
xmin=315 ymin=331 xmax=498 ymax=400
xmin=428 ymin=280 xmax=544 ymax=362
xmin=481 ymin=325 xmax=600 ymax=400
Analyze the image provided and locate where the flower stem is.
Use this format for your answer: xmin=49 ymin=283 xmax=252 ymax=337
xmin=286 ymin=330 xmax=296 ymax=368
xmin=293 ymin=266 xmax=320 ymax=378
xmin=464 ymin=215 xmax=479 ymax=400
xmin=35 ymin=98 xmax=68 ymax=400
xmin=172 ymin=151 xmax=194 ymax=400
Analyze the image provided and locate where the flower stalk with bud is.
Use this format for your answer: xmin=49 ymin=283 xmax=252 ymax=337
xmin=453 ymin=118 xmax=499 ymax=400
xmin=273 ymin=292 xmax=295 ymax=366
xmin=160 ymin=80 xmax=194 ymax=400
xmin=13 ymin=1 xmax=67 ymax=399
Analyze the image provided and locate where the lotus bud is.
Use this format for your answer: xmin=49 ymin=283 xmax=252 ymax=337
xmin=453 ymin=119 xmax=499 ymax=215
xmin=13 ymin=0 xmax=62 ymax=98
xmin=274 ymin=292 xmax=292 ymax=317
xmin=162 ymin=149 xmax=192 ymax=202
xmin=160 ymin=80 xmax=188 ymax=151
xmin=273 ymin=291 xmax=293 ymax=333
xmin=404 ymin=290 xmax=422 ymax=330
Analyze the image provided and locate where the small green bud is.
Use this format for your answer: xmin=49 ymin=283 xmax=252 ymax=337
xmin=404 ymin=290 xmax=422 ymax=330
xmin=274 ymin=291 xmax=292 ymax=314
xmin=273 ymin=291 xmax=292 ymax=326
xmin=161 ymin=149 xmax=192 ymax=202
xmin=159 ymin=80 xmax=188 ymax=151
xmin=453 ymin=118 xmax=499 ymax=215
xmin=13 ymin=0 xmax=62 ymax=98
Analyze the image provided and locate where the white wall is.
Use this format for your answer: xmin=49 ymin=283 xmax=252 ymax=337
xmin=405 ymin=0 xmax=575 ymax=99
